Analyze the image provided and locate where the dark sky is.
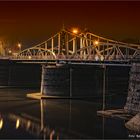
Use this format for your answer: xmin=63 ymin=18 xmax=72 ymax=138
xmin=0 ymin=1 xmax=140 ymax=48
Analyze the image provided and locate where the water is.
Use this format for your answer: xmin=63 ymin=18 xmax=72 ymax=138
xmin=0 ymin=88 xmax=133 ymax=139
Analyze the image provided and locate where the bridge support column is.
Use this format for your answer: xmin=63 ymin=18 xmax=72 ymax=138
xmin=40 ymin=63 xmax=130 ymax=98
xmin=41 ymin=64 xmax=70 ymax=96
xmin=40 ymin=64 xmax=103 ymax=97
xmin=124 ymin=61 xmax=140 ymax=114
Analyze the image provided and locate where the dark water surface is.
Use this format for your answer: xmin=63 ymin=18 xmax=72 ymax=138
xmin=0 ymin=88 xmax=133 ymax=139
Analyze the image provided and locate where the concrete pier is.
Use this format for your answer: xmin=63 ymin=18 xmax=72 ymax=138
xmin=97 ymin=61 xmax=140 ymax=133
xmin=40 ymin=64 xmax=130 ymax=98
xmin=124 ymin=61 xmax=140 ymax=114
xmin=41 ymin=64 xmax=70 ymax=96
xmin=40 ymin=64 xmax=103 ymax=97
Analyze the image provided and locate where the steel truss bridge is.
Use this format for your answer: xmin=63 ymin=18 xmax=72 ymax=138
xmin=12 ymin=28 xmax=140 ymax=63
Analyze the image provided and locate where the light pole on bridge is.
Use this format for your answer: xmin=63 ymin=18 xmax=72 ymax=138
xmin=17 ymin=43 xmax=22 ymax=52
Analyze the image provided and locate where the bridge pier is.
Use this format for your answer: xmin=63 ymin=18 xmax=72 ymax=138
xmin=124 ymin=61 xmax=140 ymax=114
xmin=40 ymin=63 xmax=130 ymax=98
xmin=40 ymin=64 xmax=103 ymax=97
xmin=41 ymin=64 xmax=70 ymax=96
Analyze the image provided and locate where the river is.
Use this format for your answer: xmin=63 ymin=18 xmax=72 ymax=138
xmin=0 ymin=87 xmax=133 ymax=139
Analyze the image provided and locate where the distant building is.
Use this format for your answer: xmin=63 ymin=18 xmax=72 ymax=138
xmin=0 ymin=41 xmax=5 ymax=56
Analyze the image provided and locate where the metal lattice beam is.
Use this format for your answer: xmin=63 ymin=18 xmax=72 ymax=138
xmin=13 ymin=28 xmax=140 ymax=61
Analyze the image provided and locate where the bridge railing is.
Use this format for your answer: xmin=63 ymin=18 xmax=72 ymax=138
xmin=10 ymin=54 xmax=136 ymax=61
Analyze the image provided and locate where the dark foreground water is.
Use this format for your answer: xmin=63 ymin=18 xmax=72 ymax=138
xmin=0 ymin=88 xmax=136 ymax=139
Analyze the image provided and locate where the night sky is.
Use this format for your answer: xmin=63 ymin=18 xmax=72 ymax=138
xmin=0 ymin=1 xmax=140 ymax=49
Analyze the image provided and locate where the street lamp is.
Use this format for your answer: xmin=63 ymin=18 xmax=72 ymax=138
xmin=28 ymin=56 xmax=32 ymax=59
xmin=72 ymin=28 xmax=78 ymax=34
xmin=94 ymin=40 xmax=99 ymax=45
xmin=17 ymin=43 xmax=21 ymax=52
xmin=8 ymin=50 xmax=12 ymax=54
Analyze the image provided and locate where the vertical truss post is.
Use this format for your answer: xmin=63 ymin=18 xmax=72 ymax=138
xmin=80 ymin=37 xmax=83 ymax=49
xmin=58 ymin=33 xmax=61 ymax=55
xmin=65 ymin=33 xmax=69 ymax=58
xmin=45 ymin=42 xmax=47 ymax=50
xmin=89 ymin=34 xmax=92 ymax=46
xmin=80 ymin=37 xmax=83 ymax=56
xmin=60 ymin=30 xmax=67 ymax=58
xmin=126 ymin=47 xmax=129 ymax=59
xmin=83 ymin=36 xmax=87 ymax=59
xmin=51 ymin=38 xmax=54 ymax=53
xmin=45 ymin=42 xmax=47 ymax=58
xmin=103 ymin=45 xmax=105 ymax=59
xmin=73 ymin=37 xmax=76 ymax=54
xmin=107 ymin=41 xmax=109 ymax=57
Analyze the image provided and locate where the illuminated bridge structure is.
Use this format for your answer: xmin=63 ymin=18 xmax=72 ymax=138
xmin=12 ymin=28 xmax=140 ymax=64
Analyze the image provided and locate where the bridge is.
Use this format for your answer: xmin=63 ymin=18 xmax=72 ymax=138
xmin=9 ymin=27 xmax=140 ymax=64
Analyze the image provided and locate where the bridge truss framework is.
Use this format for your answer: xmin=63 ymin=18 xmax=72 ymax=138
xmin=13 ymin=28 xmax=140 ymax=62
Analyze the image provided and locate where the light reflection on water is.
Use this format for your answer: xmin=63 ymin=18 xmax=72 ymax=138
xmin=0 ymin=88 xmax=134 ymax=139
xmin=0 ymin=118 xmax=3 ymax=130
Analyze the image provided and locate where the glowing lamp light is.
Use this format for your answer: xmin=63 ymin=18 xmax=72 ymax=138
xmin=95 ymin=55 xmax=99 ymax=61
xmin=72 ymin=28 xmax=78 ymax=34
xmin=94 ymin=40 xmax=99 ymax=45
xmin=0 ymin=119 xmax=3 ymax=130
xmin=16 ymin=119 xmax=20 ymax=129
xmin=28 ymin=56 xmax=32 ymax=59
xmin=18 ymin=43 xmax=21 ymax=48
xmin=27 ymin=121 xmax=31 ymax=129
xmin=8 ymin=50 xmax=12 ymax=54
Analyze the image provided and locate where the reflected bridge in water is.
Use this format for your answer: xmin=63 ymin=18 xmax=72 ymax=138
xmin=0 ymin=99 xmax=131 ymax=139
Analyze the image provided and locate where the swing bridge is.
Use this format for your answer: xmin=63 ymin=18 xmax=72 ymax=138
xmin=10 ymin=28 xmax=140 ymax=64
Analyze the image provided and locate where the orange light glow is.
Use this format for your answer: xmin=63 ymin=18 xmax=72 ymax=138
xmin=17 ymin=43 xmax=21 ymax=48
xmin=16 ymin=119 xmax=20 ymax=129
xmin=28 ymin=56 xmax=32 ymax=59
xmin=72 ymin=28 xmax=78 ymax=34
xmin=94 ymin=40 xmax=99 ymax=45
xmin=8 ymin=50 xmax=12 ymax=54
xmin=0 ymin=119 xmax=3 ymax=130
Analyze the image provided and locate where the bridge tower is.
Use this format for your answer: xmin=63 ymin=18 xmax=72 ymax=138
xmin=59 ymin=27 xmax=69 ymax=58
